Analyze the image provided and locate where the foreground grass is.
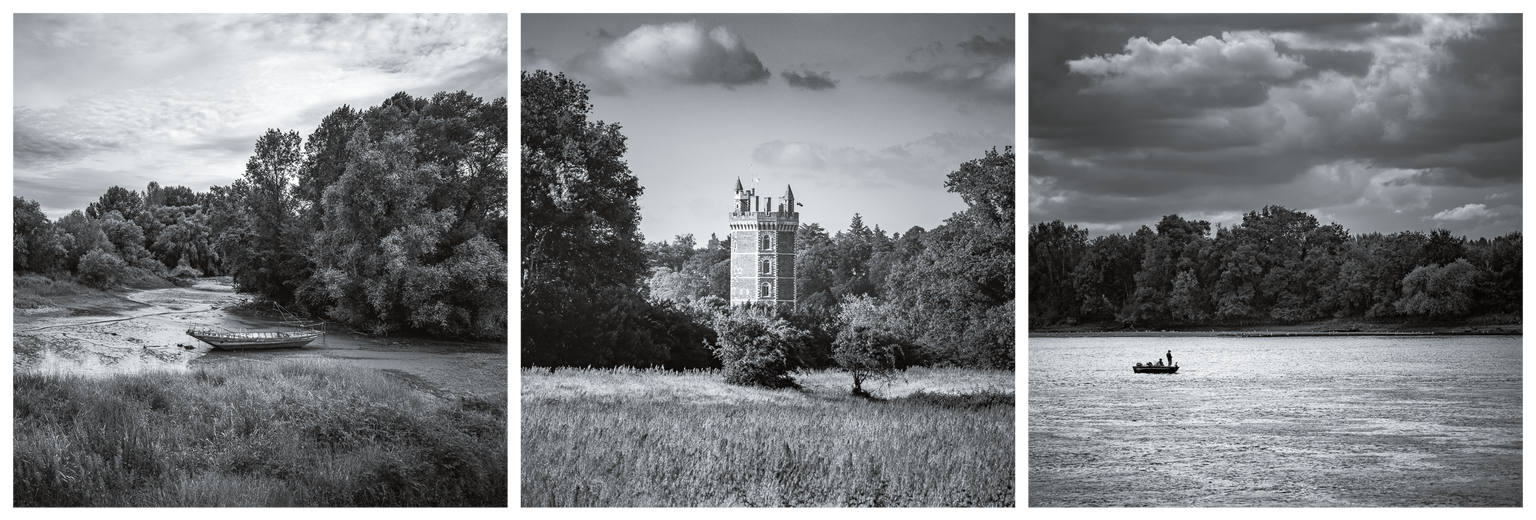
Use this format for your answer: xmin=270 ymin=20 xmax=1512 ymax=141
xmin=15 ymin=359 xmax=507 ymax=506
xmin=522 ymin=367 xmax=1014 ymax=506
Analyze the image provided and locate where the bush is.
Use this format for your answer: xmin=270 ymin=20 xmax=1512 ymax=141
xmin=77 ymin=248 xmax=129 ymax=289
xmin=710 ymin=308 xmax=807 ymax=389
xmin=169 ymin=258 xmax=204 ymax=279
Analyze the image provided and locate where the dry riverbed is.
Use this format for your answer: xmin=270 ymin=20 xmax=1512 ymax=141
xmin=14 ymin=277 xmax=506 ymax=402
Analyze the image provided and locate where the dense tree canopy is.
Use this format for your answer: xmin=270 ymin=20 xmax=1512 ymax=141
xmin=1029 ymin=206 xmax=1520 ymax=327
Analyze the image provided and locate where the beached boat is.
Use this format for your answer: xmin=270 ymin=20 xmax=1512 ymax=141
xmin=1133 ymin=364 xmax=1179 ymax=374
xmin=186 ymin=327 xmax=322 ymax=350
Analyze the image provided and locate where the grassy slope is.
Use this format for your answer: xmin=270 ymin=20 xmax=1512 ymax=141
xmin=14 ymin=359 xmax=507 ymax=506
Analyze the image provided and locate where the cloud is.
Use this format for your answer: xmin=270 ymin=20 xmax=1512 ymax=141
xmin=568 ymin=21 xmax=770 ymax=94
xmin=781 ymin=70 xmax=837 ymax=91
xmin=13 ymin=107 xmax=132 ymax=168
xmin=957 ymin=35 xmax=1013 ymax=57
xmin=887 ymin=32 xmax=1014 ymax=105
xmin=1426 ymin=203 xmax=1492 ymax=221
xmin=887 ymin=61 xmax=1014 ymax=105
xmin=1068 ymin=32 xmax=1306 ymax=94
xmin=752 ymin=132 xmax=1014 ymax=189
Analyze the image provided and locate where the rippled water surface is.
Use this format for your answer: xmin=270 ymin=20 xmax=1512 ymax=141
xmin=1029 ymin=336 xmax=1521 ymax=507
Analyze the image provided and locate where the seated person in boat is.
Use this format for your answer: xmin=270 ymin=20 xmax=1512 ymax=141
xmin=1135 ymin=362 xmax=1143 ymax=367
xmin=1155 ymin=359 xmax=1163 ymax=366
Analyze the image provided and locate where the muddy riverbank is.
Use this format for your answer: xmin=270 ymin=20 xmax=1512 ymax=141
xmin=14 ymin=277 xmax=506 ymax=402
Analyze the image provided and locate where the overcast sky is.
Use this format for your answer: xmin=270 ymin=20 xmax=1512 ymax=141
xmin=13 ymin=13 xmax=508 ymax=219
xmin=1030 ymin=14 xmax=1521 ymax=239
xmin=522 ymin=13 xmax=1015 ymax=244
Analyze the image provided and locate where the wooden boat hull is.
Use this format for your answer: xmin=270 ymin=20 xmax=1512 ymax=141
xmin=1133 ymin=365 xmax=1179 ymax=373
xmin=187 ymin=329 xmax=321 ymax=350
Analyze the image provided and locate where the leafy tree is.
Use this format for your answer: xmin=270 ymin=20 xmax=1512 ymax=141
xmin=296 ymin=105 xmax=363 ymax=231
xmin=1422 ymin=229 xmax=1466 ymax=267
xmin=217 ymin=128 xmax=310 ymax=305
xmin=1028 ymin=220 xmax=1085 ymax=324
xmin=832 ymin=295 xmax=905 ymax=396
xmin=888 ymin=147 xmax=1014 ymax=368
xmin=54 ymin=210 xmax=113 ymax=273
xmin=98 ymin=212 xmax=152 ymax=268
xmin=1167 ymin=269 xmax=1209 ymax=322
xmin=1070 ymin=232 xmax=1145 ymax=321
xmin=833 ymin=324 xmax=904 ymax=397
xmin=163 ymin=186 xmax=198 ymax=207
xmin=315 ymin=115 xmax=507 ymax=337
xmin=522 ymin=70 xmax=646 ymax=294
xmin=1128 ymin=215 xmax=1210 ymax=324
xmin=77 ymin=248 xmax=128 ymax=288
xmin=86 ymin=186 xmax=144 ymax=223
xmin=1396 ymin=259 xmax=1479 ymax=317
xmin=14 ymin=197 xmax=64 ymax=273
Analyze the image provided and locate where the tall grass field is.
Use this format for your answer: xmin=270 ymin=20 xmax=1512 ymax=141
xmin=521 ymin=367 xmax=1014 ymax=506
xmin=14 ymin=359 xmax=507 ymax=506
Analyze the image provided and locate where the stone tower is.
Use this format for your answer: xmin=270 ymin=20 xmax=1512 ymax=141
xmin=730 ymin=178 xmax=798 ymax=308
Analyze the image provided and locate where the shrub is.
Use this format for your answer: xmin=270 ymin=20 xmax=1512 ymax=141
xmin=710 ymin=308 xmax=807 ymax=388
xmin=169 ymin=258 xmax=204 ymax=279
xmin=77 ymin=248 xmax=129 ymax=289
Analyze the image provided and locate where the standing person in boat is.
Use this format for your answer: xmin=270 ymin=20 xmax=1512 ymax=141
xmin=1167 ymin=350 xmax=1174 ymax=366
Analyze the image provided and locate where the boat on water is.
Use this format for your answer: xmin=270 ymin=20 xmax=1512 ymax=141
xmin=186 ymin=327 xmax=322 ymax=350
xmin=1133 ymin=364 xmax=1179 ymax=374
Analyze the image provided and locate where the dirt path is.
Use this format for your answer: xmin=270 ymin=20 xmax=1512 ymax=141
xmin=14 ymin=278 xmax=506 ymax=401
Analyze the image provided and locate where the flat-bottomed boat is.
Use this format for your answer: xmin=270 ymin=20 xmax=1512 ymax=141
xmin=186 ymin=328 xmax=322 ymax=350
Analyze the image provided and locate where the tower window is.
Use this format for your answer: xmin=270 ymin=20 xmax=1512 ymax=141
xmin=760 ymin=234 xmax=771 ymax=251
xmin=760 ymin=282 xmax=772 ymax=298
xmin=761 ymin=259 xmax=772 ymax=274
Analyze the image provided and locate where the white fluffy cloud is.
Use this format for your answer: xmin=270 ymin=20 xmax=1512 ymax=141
xmin=570 ymin=21 xmax=770 ymax=94
xmin=1068 ymin=32 xmax=1306 ymax=92
xmin=1427 ymin=203 xmax=1492 ymax=221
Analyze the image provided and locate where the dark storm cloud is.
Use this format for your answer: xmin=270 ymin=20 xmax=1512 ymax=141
xmin=1030 ymin=14 xmax=1522 ymax=238
xmin=781 ymin=70 xmax=837 ymax=91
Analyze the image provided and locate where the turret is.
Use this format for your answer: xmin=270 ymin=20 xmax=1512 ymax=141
xmin=784 ymin=184 xmax=795 ymax=212
xmin=734 ymin=178 xmax=750 ymax=213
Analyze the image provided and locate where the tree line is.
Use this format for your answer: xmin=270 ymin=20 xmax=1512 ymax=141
xmin=15 ymin=90 xmax=508 ymax=339
xmin=1029 ymin=206 xmax=1521 ymax=328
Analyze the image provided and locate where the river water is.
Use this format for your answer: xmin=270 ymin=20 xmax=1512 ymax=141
xmin=1028 ymin=335 xmax=1521 ymax=507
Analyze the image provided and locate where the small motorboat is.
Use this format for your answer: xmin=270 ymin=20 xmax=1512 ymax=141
xmin=1133 ymin=363 xmax=1179 ymax=374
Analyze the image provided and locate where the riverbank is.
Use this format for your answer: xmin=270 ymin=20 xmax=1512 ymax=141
xmin=15 ymin=359 xmax=506 ymax=506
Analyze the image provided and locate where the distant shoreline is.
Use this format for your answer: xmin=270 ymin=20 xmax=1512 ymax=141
xmin=1030 ymin=329 xmax=1520 ymax=338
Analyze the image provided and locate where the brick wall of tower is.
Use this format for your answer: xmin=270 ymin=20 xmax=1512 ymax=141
xmin=728 ymin=224 xmax=759 ymax=304
xmin=728 ymin=211 xmax=798 ymax=307
xmin=775 ymin=227 xmax=796 ymax=301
